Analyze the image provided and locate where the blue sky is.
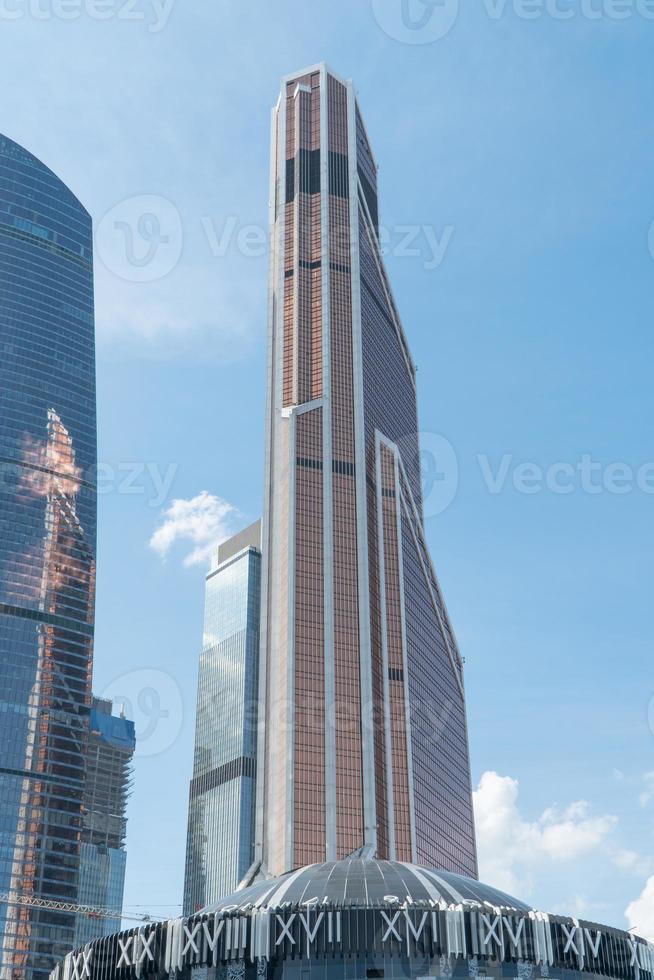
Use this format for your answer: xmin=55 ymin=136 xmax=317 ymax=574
xmin=2 ymin=0 xmax=654 ymax=935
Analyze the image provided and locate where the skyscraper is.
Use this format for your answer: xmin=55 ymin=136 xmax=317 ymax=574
xmin=0 ymin=135 xmax=97 ymax=980
xmin=74 ymin=698 xmax=135 ymax=948
xmin=183 ymin=522 xmax=262 ymax=915
xmin=257 ymin=64 xmax=478 ymax=878
xmin=52 ymin=65 xmax=653 ymax=980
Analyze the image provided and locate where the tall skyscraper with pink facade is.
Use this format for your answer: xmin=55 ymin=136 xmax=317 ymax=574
xmin=57 ymin=64 xmax=653 ymax=980
xmin=256 ymin=64 xmax=478 ymax=880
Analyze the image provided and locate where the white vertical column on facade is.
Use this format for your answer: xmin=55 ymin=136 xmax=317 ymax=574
xmin=395 ymin=453 xmax=466 ymax=703
xmin=346 ymin=80 xmax=377 ymax=852
xmin=285 ymin=433 xmax=297 ymax=867
xmin=291 ymin=86 xmax=301 ymax=406
xmin=254 ymin=99 xmax=283 ymax=864
xmin=392 ymin=442 xmax=418 ymax=862
xmin=374 ymin=431 xmax=397 ymax=859
xmin=273 ymin=95 xmax=290 ymax=871
xmin=284 ymin=85 xmax=298 ymax=873
xmin=320 ymin=65 xmax=337 ymax=861
xmin=263 ymin=90 xmax=295 ymax=871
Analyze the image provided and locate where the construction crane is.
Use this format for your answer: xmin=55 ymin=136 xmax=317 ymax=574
xmin=0 ymin=892 xmax=159 ymax=924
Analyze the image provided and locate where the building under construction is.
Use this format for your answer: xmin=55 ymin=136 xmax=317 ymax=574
xmin=74 ymin=698 xmax=135 ymax=947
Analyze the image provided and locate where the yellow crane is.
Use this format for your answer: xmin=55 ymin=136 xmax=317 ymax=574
xmin=0 ymin=892 xmax=159 ymax=925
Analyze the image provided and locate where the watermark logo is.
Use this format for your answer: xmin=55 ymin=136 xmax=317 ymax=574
xmin=201 ymin=216 xmax=268 ymax=260
xmin=420 ymin=433 xmax=460 ymax=517
xmin=0 ymin=457 xmax=178 ymax=507
xmin=372 ymin=0 xmax=654 ymax=39
xmin=372 ymin=0 xmax=460 ymax=43
xmin=379 ymin=223 xmax=454 ymax=271
xmin=0 ymin=0 xmax=175 ymax=31
xmin=96 ymin=206 xmax=453 ymax=276
xmin=407 ymin=444 xmax=654 ymax=520
xmin=482 ymin=0 xmax=654 ymax=22
xmin=200 ymin=216 xmax=454 ymax=272
xmin=96 ymin=195 xmax=183 ymax=282
xmin=478 ymin=453 xmax=654 ymax=496
xmin=99 ymin=668 xmax=183 ymax=758
xmin=94 ymin=461 xmax=178 ymax=508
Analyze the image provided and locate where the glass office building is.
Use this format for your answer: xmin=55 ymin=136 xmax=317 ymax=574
xmin=74 ymin=698 xmax=135 ymax=948
xmin=258 ymin=64 xmax=477 ymax=878
xmin=183 ymin=523 xmax=262 ymax=915
xmin=0 ymin=135 xmax=96 ymax=980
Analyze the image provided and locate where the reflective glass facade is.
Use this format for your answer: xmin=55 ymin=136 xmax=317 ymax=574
xmin=258 ymin=65 xmax=477 ymax=877
xmin=75 ymin=846 xmax=126 ymax=946
xmin=183 ymin=524 xmax=261 ymax=915
xmin=0 ymin=135 xmax=96 ymax=980
xmin=74 ymin=699 xmax=135 ymax=948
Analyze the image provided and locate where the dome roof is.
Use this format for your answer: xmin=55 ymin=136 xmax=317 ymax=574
xmin=203 ymin=858 xmax=531 ymax=913
xmin=56 ymin=856 xmax=654 ymax=980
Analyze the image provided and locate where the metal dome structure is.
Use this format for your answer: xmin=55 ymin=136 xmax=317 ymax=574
xmin=52 ymin=858 xmax=654 ymax=980
xmin=203 ymin=859 xmax=531 ymax=914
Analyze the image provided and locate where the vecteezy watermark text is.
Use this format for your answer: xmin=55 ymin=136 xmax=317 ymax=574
xmin=0 ymin=0 xmax=175 ymax=30
xmin=94 ymin=461 xmax=178 ymax=507
xmin=372 ymin=0 xmax=654 ymax=45
xmin=478 ymin=453 xmax=654 ymax=495
xmin=202 ymin=217 xmax=454 ymax=271
xmin=96 ymin=195 xmax=455 ymax=283
xmin=416 ymin=436 xmax=654 ymax=518
xmin=100 ymin=669 xmax=184 ymax=758
xmin=483 ymin=0 xmax=654 ymax=20
xmin=0 ymin=457 xmax=178 ymax=507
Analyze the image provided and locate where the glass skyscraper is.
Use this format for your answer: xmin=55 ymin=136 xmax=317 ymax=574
xmin=183 ymin=522 xmax=262 ymax=915
xmin=50 ymin=66 xmax=653 ymax=980
xmin=0 ymin=135 xmax=97 ymax=980
xmin=257 ymin=64 xmax=478 ymax=878
xmin=74 ymin=698 xmax=135 ymax=948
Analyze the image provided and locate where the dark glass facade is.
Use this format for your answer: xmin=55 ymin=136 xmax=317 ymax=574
xmin=74 ymin=698 xmax=135 ymax=947
xmin=258 ymin=65 xmax=477 ymax=877
xmin=183 ymin=523 xmax=262 ymax=915
xmin=0 ymin=135 xmax=96 ymax=980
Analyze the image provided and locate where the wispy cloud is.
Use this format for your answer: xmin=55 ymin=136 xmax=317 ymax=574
xmin=613 ymin=849 xmax=654 ymax=877
xmin=94 ymin=264 xmax=260 ymax=362
xmin=473 ymin=771 xmax=617 ymax=896
xmin=149 ymin=491 xmax=241 ymax=567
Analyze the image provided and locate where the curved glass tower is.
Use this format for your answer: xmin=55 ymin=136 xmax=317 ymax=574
xmin=0 ymin=135 xmax=96 ymax=980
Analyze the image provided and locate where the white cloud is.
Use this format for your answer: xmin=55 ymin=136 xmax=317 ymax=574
xmin=614 ymin=850 xmax=646 ymax=874
xmin=473 ymin=772 xmax=617 ymax=896
xmin=626 ymin=878 xmax=654 ymax=942
xmin=562 ymin=896 xmax=592 ymax=920
xmin=149 ymin=491 xmax=241 ymax=567
xmin=94 ymin=264 xmax=260 ymax=362
xmin=611 ymin=848 xmax=654 ymax=880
